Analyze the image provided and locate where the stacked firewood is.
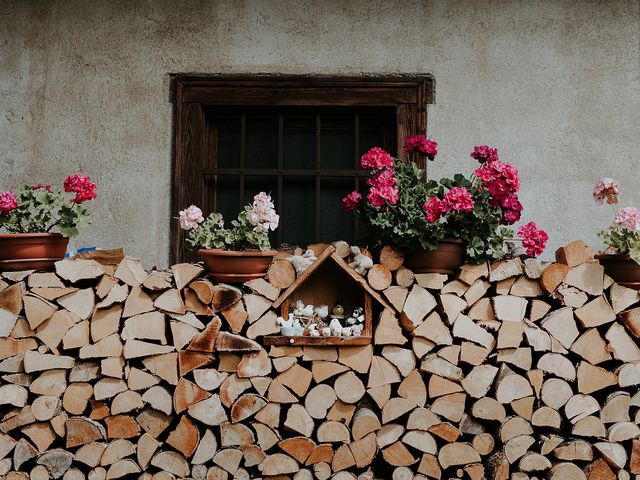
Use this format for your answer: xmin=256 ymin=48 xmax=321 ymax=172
xmin=0 ymin=239 xmax=640 ymax=480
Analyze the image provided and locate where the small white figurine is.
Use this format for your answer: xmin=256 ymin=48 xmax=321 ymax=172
xmin=341 ymin=326 xmax=353 ymax=337
xmin=352 ymin=324 xmax=363 ymax=336
xmin=349 ymin=246 xmax=373 ymax=275
xmin=301 ymin=304 xmax=314 ymax=317
xmin=292 ymin=300 xmax=305 ymax=316
xmin=321 ymin=327 xmax=331 ymax=337
xmin=329 ymin=318 xmax=343 ymax=336
xmin=308 ymin=324 xmax=320 ymax=337
xmin=314 ymin=305 xmax=329 ymax=319
xmin=293 ymin=319 xmax=304 ymax=336
xmin=276 ymin=315 xmax=294 ymax=328
xmin=288 ymin=249 xmax=317 ymax=275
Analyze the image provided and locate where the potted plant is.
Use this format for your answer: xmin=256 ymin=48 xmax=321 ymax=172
xmin=178 ymin=192 xmax=279 ymax=282
xmin=593 ymin=178 xmax=640 ymax=289
xmin=342 ymin=138 xmax=548 ymax=273
xmin=0 ymin=174 xmax=97 ymax=271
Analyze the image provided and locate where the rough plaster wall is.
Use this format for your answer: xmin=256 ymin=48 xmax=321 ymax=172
xmin=1 ymin=0 xmax=639 ymax=267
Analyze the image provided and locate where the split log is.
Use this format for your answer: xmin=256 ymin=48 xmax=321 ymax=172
xmin=540 ymin=263 xmax=570 ymax=293
xmin=171 ymin=263 xmax=204 ymax=290
xmin=437 ymin=443 xmax=480 ymax=469
xmin=556 ymin=240 xmax=595 ymax=267
xmin=266 ymin=260 xmax=296 ymax=289
xmin=150 ymin=451 xmax=189 ymax=477
xmin=399 ymin=286 xmax=436 ymax=331
xmin=335 ymin=371 xmax=365 ymax=404
xmin=379 ymin=245 xmax=404 ymax=271
xmin=367 ymin=264 xmax=392 ymax=291
xmin=258 ymin=453 xmax=299 ymax=476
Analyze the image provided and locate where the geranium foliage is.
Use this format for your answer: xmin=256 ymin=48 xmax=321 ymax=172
xmin=343 ymin=136 xmax=547 ymax=262
xmin=0 ymin=175 xmax=96 ymax=237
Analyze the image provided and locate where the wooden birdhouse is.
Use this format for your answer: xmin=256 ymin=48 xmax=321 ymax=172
xmin=263 ymin=245 xmax=392 ymax=346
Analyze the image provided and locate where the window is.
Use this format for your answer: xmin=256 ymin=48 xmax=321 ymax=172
xmin=171 ymin=75 xmax=434 ymax=264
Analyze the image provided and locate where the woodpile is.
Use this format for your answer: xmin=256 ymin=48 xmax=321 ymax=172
xmin=1 ymin=240 xmax=640 ymax=479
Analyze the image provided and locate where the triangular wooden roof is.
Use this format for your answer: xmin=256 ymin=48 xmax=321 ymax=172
xmin=272 ymin=245 xmax=393 ymax=312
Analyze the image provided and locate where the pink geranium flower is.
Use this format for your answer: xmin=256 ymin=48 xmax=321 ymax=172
xmin=0 ymin=191 xmax=18 ymax=215
xmin=404 ymin=135 xmax=438 ymax=161
xmin=31 ymin=183 xmax=52 ymax=192
xmin=500 ymin=194 xmax=523 ymax=225
xmin=443 ymin=187 xmax=475 ymax=213
xmin=360 ymin=147 xmax=394 ymax=170
xmin=593 ymin=178 xmax=621 ymax=205
xmin=518 ymin=221 xmax=548 ymax=257
xmin=367 ymin=185 xmax=399 ymax=208
xmin=178 ymin=205 xmax=205 ymax=230
xmin=249 ymin=192 xmax=279 ymax=233
xmin=64 ymin=173 xmax=97 ymax=204
xmin=615 ymin=207 xmax=640 ymax=232
xmin=423 ymin=197 xmax=444 ymax=223
xmin=367 ymin=168 xmax=397 ymax=189
xmin=470 ymin=145 xmax=499 ymax=163
xmin=341 ymin=191 xmax=362 ymax=212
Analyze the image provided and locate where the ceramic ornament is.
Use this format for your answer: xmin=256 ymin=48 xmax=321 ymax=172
xmin=314 ymin=305 xmax=329 ymax=319
xmin=288 ymin=249 xmax=317 ymax=275
xmin=348 ymin=246 xmax=373 ymax=275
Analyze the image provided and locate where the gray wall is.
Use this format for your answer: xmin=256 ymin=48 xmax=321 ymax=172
xmin=1 ymin=0 xmax=639 ymax=267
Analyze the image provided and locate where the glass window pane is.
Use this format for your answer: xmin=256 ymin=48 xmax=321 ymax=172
xmin=281 ymin=176 xmax=315 ymax=248
xmin=283 ymin=116 xmax=315 ymax=170
xmin=320 ymin=177 xmax=355 ymax=243
xmin=216 ymin=117 xmax=241 ymax=168
xmin=213 ymin=176 xmax=240 ymax=222
xmin=359 ymin=126 xmax=386 ymax=157
xmin=246 ymin=116 xmax=278 ymax=169
xmin=245 ymin=176 xmax=278 ymax=246
xmin=321 ymin=116 xmax=354 ymax=170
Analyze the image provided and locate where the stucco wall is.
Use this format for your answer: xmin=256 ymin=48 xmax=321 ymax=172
xmin=1 ymin=0 xmax=639 ymax=267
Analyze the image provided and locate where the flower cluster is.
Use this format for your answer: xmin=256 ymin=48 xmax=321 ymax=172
xmin=595 ymin=179 xmax=640 ymax=265
xmin=474 ymin=149 xmax=522 ymax=225
xmin=404 ymin=135 xmax=438 ymax=161
xmin=31 ymin=183 xmax=52 ymax=192
xmin=593 ymin=177 xmax=621 ymax=205
xmin=359 ymin=147 xmax=394 ymax=170
xmin=178 ymin=205 xmax=205 ymax=230
xmin=342 ymin=147 xmax=400 ymax=212
xmin=0 ymin=174 xmax=97 ymax=237
xmin=518 ymin=222 xmax=548 ymax=257
xmin=423 ymin=187 xmax=475 ymax=223
xmin=180 ymin=192 xmax=278 ymax=252
xmin=470 ymin=145 xmax=499 ymax=163
xmin=366 ymin=167 xmax=399 ymax=208
xmin=0 ymin=191 xmax=17 ymax=215
xmin=342 ymin=136 xmax=548 ymax=262
xmin=64 ymin=173 xmax=97 ymax=204
xmin=342 ymin=191 xmax=362 ymax=212
xmin=249 ymin=192 xmax=280 ymax=233
xmin=615 ymin=207 xmax=640 ymax=232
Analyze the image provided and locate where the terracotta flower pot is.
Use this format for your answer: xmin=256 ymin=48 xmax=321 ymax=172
xmin=0 ymin=233 xmax=69 ymax=272
xmin=198 ymin=248 xmax=278 ymax=283
xmin=595 ymin=253 xmax=640 ymax=290
xmin=405 ymin=238 xmax=466 ymax=275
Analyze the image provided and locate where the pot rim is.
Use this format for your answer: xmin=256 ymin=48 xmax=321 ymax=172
xmin=0 ymin=232 xmax=65 ymax=239
xmin=440 ymin=238 xmax=465 ymax=244
xmin=595 ymin=253 xmax=633 ymax=260
xmin=198 ymin=248 xmax=279 ymax=257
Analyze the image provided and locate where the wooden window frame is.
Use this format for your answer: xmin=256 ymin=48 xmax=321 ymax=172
xmin=170 ymin=74 xmax=435 ymax=264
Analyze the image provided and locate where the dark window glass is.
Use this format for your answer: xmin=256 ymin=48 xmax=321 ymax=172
xmin=205 ymin=106 xmax=396 ymax=248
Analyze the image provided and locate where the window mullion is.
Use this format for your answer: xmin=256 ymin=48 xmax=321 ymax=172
xmin=239 ymin=114 xmax=246 ymax=207
xmin=277 ymin=114 xmax=284 ymax=247
xmin=315 ymin=114 xmax=321 ymax=241
xmin=354 ymin=113 xmax=360 ymax=239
